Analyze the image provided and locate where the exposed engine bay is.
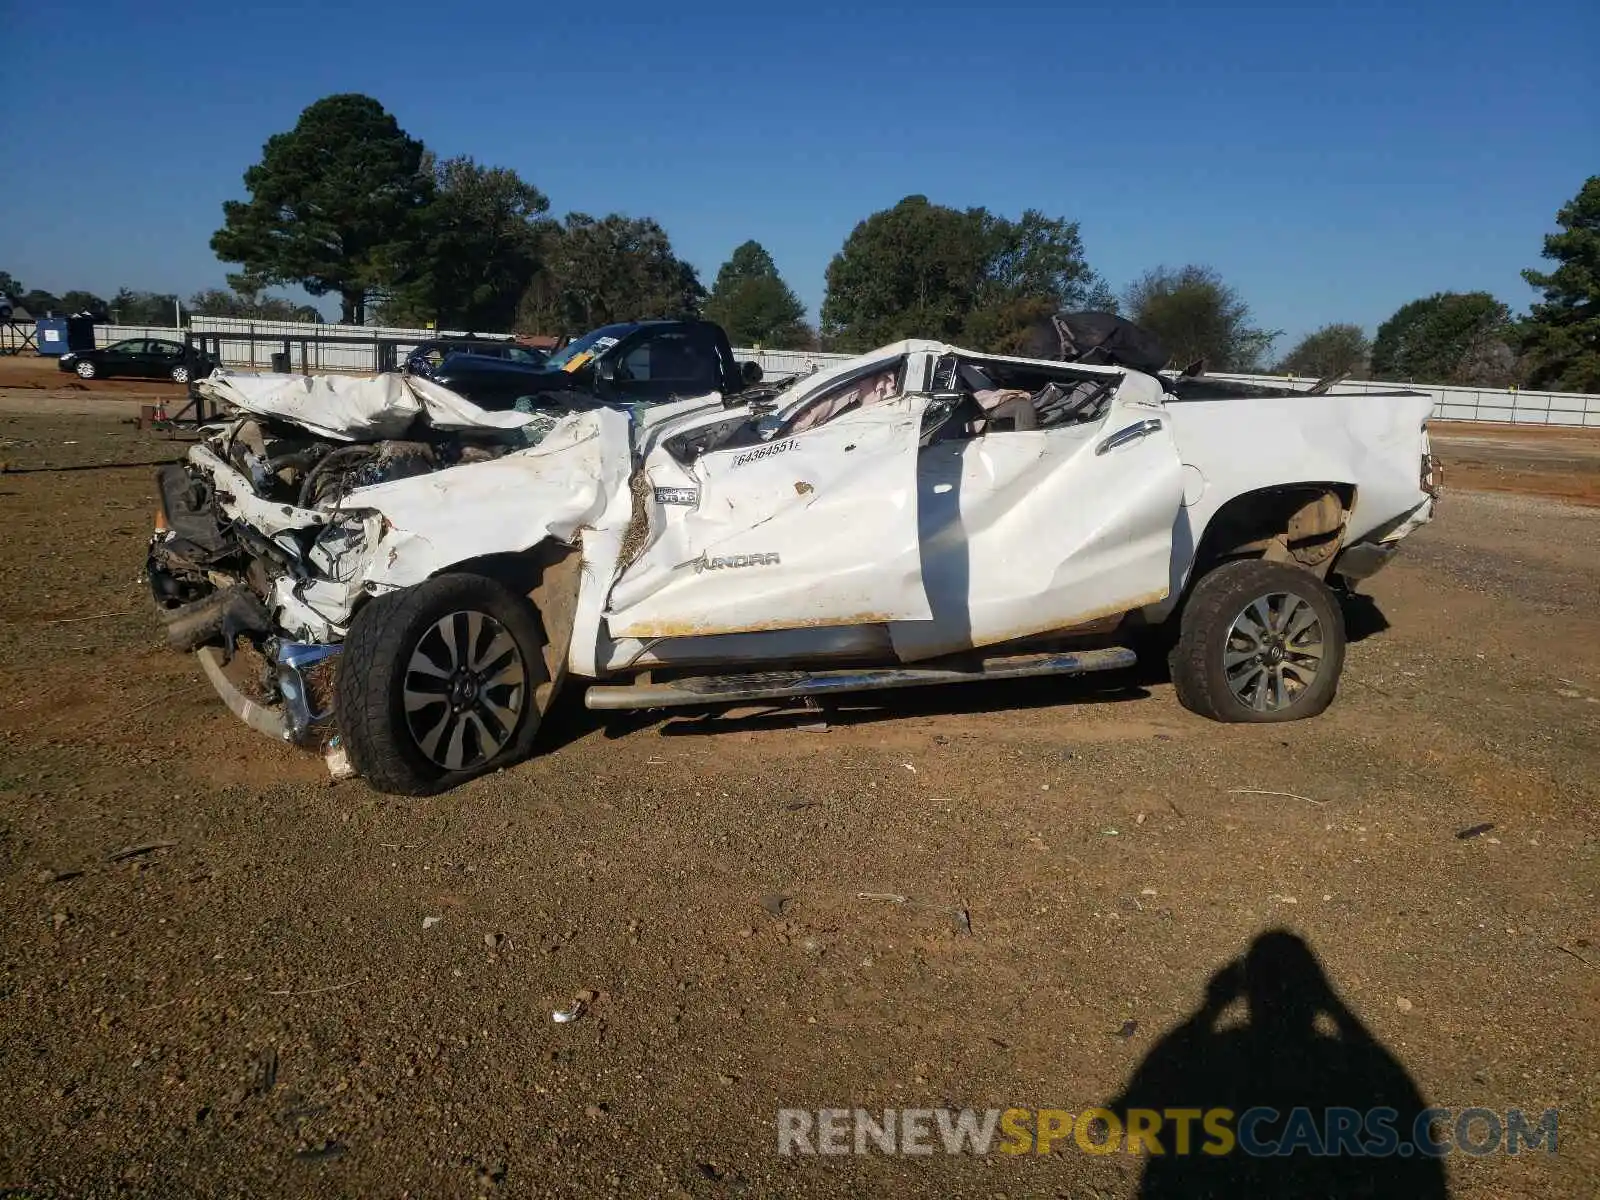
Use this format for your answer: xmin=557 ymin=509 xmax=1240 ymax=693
xmin=150 ymin=415 xmax=528 ymax=608
xmin=144 ymin=369 xmax=622 ymax=740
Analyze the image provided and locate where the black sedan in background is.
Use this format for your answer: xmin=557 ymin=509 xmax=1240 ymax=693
xmin=58 ymin=337 xmax=218 ymax=383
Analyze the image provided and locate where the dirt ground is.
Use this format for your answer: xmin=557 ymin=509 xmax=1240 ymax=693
xmin=1 ymin=376 xmax=1597 ymax=1198
xmin=0 ymin=354 xmax=192 ymax=405
xmin=1430 ymin=422 xmax=1600 ymax=506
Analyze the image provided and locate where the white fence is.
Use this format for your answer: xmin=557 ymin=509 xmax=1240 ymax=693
xmin=11 ymin=319 xmax=1599 ymax=426
xmin=1200 ymin=372 xmax=1598 ymax=428
xmin=82 ymin=324 xmax=187 ymax=344
xmin=188 ymin=316 xmax=515 ymax=372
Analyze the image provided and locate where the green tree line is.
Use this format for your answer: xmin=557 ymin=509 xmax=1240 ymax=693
xmin=15 ymin=91 xmax=1597 ymax=389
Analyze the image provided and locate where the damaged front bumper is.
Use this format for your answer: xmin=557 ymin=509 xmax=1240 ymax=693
xmin=147 ymin=441 xmax=392 ymax=761
xmin=277 ymin=642 xmax=342 ymax=741
xmin=195 ymin=639 xmax=342 ymax=746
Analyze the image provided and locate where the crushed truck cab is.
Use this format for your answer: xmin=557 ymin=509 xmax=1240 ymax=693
xmin=149 ymin=328 xmax=1438 ymax=794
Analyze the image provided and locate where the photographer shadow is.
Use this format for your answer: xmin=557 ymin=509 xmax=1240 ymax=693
xmin=1107 ymin=929 xmax=1449 ymax=1199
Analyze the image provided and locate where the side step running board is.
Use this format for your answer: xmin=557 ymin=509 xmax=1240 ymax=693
xmin=583 ymin=647 xmax=1137 ymax=711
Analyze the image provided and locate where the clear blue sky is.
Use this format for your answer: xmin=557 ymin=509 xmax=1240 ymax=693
xmin=2 ymin=0 xmax=1594 ymax=351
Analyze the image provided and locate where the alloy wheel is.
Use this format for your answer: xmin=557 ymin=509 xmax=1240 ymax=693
xmin=402 ymin=610 xmax=527 ymax=769
xmin=1223 ymin=591 xmax=1325 ymax=712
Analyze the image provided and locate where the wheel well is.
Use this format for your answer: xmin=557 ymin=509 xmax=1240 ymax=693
xmin=428 ymin=542 xmax=583 ymax=713
xmin=430 ymin=543 xmax=571 ymax=594
xmin=345 ymin=541 xmax=572 ymax=628
xmin=1192 ymin=483 xmax=1355 ymax=583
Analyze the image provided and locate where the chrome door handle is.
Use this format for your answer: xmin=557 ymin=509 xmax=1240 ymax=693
xmin=1096 ymin=418 xmax=1163 ymax=455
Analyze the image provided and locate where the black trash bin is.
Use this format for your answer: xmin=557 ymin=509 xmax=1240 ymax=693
xmin=269 ymin=352 xmax=290 ymax=373
xmin=66 ymin=315 xmax=98 ymax=354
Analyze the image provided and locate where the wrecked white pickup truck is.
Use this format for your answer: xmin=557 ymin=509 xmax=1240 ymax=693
xmin=149 ymin=336 xmax=1439 ymax=794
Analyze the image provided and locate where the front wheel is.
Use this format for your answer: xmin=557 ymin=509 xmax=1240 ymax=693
xmin=335 ymin=573 xmax=550 ymax=794
xmin=170 ymin=364 xmax=191 ymax=383
xmin=1170 ymin=559 xmax=1345 ymax=722
xmin=75 ymin=359 xmax=97 ymax=379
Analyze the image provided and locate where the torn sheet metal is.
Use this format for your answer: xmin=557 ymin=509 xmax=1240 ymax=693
xmin=352 ymin=408 xmax=633 ymax=592
xmin=188 ymin=445 xmax=328 ymax=536
xmin=1148 ymin=389 xmax=1439 ymax=619
xmin=890 ymin=371 xmax=1184 ymax=661
xmin=605 ymin=395 xmax=933 ymax=638
xmin=196 ymin=371 xmax=554 ymax=442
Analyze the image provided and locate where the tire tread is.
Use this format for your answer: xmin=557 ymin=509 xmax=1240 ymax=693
xmin=335 ymin=574 xmax=546 ymax=795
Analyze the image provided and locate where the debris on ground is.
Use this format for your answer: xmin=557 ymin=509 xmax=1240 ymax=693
xmin=294 ymin=1141 xmax=347 ymax=1163
xmin=1227 ymin=788 xmax=1327 ymax=806
xmin=265 ymin=980 xmax=358 ymax=997
xmin=553 ymin=990 xmax=599 ymax=1024
xmin=324 ymin=738 xmax=355 ymax=780
xmin=1554 ymin=944 xmax=1595 ymax=969
xmin=107 ymin=840 xmax=176 ymax=862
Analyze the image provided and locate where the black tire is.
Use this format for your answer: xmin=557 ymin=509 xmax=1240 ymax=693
xmin=1170 ymin=559 xmax=1345 ymax=723
xmin=335 ymin=573 xmax=549 ymax=795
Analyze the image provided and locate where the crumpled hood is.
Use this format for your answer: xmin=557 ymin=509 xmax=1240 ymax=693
xmin=196 ymin=370 xmax=553 ymax=441
xmin=343 ymin=406 xmax=635 ymax=590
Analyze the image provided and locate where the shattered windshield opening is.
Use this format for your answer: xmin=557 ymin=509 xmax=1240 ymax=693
xmin=543 ymin=324 xmax=637 ymax=373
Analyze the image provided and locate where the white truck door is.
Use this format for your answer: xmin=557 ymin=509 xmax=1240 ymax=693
xmin=606 ymin=393 xmax=933 ymax=638
xmin=890 ymin=371 xmax=1185 ymax=661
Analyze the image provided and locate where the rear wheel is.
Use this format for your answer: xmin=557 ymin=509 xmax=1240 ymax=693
xmin=170 ymin=364 xmax=191 ymax=383
xmin=335 ymin=574 xmax=549 ymax=794
xmin=75 ymin=359 xmax=97 ymax=379
xmin=1170 ymin=559 xmax=1345 ymax=722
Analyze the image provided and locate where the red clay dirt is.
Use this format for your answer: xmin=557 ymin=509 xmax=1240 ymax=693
xmin=0 ymin=386 xmax=1596 ymax=1198
xmin=0 ymin=353 xmax=192 ymax=403
xmin=1429 ymin=421 xmax=1600 ymax=505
